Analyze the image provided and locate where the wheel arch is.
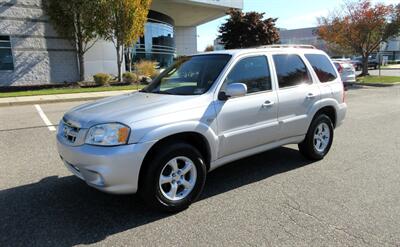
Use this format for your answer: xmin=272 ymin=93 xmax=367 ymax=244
xmin=138 ymin=131 xmax=213 ymax=191
xmin=312 ymin=105 xmax=337 ymax=127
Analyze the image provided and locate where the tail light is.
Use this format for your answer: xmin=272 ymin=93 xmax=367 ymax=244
xmin=337 ymin=63 xmax=343 ymax=73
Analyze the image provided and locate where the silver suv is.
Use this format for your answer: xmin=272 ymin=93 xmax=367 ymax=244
xmin=57 ymin=46 xmax=347 ymax=211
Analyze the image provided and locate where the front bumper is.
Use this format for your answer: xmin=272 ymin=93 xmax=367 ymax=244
xmin=57 ymin=135 xmax=156 ymax=194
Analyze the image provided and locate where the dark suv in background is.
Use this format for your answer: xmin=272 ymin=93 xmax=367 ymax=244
xmin=351 ymin=56 xmax=378 ymax=71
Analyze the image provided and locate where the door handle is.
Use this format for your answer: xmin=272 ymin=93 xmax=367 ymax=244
xmin=262 ymin=100 xmax=275 ymax=108
xmin=306 ymin=93 xmax=316 ymax=99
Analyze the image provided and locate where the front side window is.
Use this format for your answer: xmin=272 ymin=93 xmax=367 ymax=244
xmin=0 ymin=36 xmax=14 ymax=71
xmin=224 ymin=56 xmax=271 ymax=94
xmin=305 ymin=54 xmax=337 ymax=82
xmin=142 ymin=54 xmax=231 ymax=95
xmin=273 ymin=54 xmax=311 ymax=88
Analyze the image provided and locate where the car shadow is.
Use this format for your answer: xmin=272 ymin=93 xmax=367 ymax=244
xmin=0 ymin=146 xmax=313 ymax=246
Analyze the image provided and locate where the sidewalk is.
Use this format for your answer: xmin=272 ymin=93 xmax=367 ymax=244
xmin=383 ymin=64 xmax=400 ymax=69
xmin=0 ymin=90 xmax=135 ymax=107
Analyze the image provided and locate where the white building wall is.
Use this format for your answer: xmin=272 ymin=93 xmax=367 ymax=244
xmin=175 ymin=26 xmax=197 ymax=56
xmin=83 ymin=40 xmax=124 ymax=80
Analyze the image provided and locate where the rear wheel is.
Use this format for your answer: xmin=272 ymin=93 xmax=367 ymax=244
xmin=139 ymin=143 xmax=207 ymax=212
xmin=298 ymin=114 xmax=334 ymax=160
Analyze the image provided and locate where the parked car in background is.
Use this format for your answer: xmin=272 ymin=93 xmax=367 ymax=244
xmin=57 ymin=46 xmax=346 ymax=212
xmin=333 ymin=60 xmax=356 ymax=85
xmin=331 ymin=57 xmax=351 ymax=61
xmin=351 ymin=56 xmax=378 ymax=71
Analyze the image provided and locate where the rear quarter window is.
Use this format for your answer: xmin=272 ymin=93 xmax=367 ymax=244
xmin=305 ymin=54 xmax=337 ymax=83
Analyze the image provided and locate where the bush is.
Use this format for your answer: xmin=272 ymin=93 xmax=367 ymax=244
xmin=134 ymin=60 xmax=158 ymax=78
xmin=122 ymin=72 xmax=138 ymax=84
xmin=139 ymin=76 xmax=152 ymax=85
xmin=93 ymin=73 xmax=111 ymax=85
xmin=150 ymin=70 xmax=160 ymax=79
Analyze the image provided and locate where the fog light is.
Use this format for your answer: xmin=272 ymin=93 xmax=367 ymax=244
xmin=81 ymin=169 xmax=105 ymax=187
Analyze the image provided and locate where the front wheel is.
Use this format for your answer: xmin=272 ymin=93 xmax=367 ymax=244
xmin=298 ymin=114 xmax=334 ymax=160
xmin=139 ymin=143 xmax=207 ymax=212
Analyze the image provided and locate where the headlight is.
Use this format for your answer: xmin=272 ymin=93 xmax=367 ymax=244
xmin=85 ymin=123 xmax=130 ymax=146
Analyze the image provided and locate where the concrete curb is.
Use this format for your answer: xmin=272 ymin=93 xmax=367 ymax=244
xmin=353 ymin=82 xmax=400 ymax=87
xmin=0 ymin=90 xmax=135 ymax=107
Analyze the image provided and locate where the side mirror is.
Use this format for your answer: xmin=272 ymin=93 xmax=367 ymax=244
xmin=219 ymin=83 xmax=247 ymax=100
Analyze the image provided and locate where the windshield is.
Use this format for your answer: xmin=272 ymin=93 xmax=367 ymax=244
xmin=141 ymin=54 xmax=231 ymax=95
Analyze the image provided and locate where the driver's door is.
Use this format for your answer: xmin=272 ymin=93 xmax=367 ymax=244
xmin=215 ymin=55 xmax=280 ymax=158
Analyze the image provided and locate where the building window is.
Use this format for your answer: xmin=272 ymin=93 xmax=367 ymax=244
xmin=0 ymin=36 xmax=14 ymax=71
xmin=130 ymin=10 xmax=176 ymax=69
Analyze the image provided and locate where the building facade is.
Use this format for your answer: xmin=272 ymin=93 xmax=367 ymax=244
xmin=280 ymin=27 xmax=400 ymax=61
xmin=0 ymin=0 xmax=243 ymax=86
xmin=279 ymin=27 xmax=327 ymax=51
xmin=0 ymin=0 xmax=79 ymax=86
xmin=213 ymin=38 xmax=224 ymax=51
xmin=380 ymin=37 xmax=400 ymax=61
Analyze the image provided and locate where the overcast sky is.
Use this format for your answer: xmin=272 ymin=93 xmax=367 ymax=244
xmin=197 ymin=0 xmax=399 ymax=51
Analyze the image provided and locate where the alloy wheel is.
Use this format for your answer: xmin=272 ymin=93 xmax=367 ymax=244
xmin=159 ymin=156 xmax=197 ymax=201
xmin=313 ymin=122 xmax=330 ymax=152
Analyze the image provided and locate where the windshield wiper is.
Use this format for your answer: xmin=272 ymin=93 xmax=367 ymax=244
xmin=151 ymin=91 xmax=173 ymax=95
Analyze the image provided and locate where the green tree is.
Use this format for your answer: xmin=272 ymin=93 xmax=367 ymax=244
xmin=102 ymin=0 xmax=152 ymax=81
xmin=43 ymin=0 xmax=105 ymax=81
xmin=218 ymin=9 xmax=279 ymax=49
xmin=317 ymin=0 xmax=400 ymax=75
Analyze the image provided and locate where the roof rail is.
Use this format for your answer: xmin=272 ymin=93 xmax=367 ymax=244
xmin=257 ymin=44 xmax=317 ymax=49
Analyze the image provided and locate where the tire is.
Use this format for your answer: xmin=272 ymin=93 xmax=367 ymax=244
xmin=298 ymin=114 xmax=334 ymax=161
xmin=139 ymin=142 xmax=207 ymax=212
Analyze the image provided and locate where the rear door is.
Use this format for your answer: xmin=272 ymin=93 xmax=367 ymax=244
xmin=305 ymin=54 xmax=343 ymax=103
xmin=272 ymin=53 xmax=320 ymax=139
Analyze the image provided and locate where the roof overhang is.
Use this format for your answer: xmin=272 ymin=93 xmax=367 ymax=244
xmin=151 ymin=0 xmax=243 ymax=27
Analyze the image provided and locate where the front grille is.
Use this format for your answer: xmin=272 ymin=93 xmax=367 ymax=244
xmin=60 ymin=120 xmax=80 ymax=144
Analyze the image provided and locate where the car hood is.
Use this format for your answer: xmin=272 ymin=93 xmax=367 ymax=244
xmin=63 ymin=92 xmax=209 ymax=128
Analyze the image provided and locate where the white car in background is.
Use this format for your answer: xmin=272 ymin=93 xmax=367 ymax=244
xmin=333 ymin=60 xmax=356 ymax=85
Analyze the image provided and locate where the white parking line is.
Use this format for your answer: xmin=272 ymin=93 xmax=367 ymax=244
xmin=34 ymin=104 xmax=56 ymax=132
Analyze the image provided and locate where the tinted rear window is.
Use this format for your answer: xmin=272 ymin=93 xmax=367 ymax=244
xmin=305 ymin=54 xmax=337 ymax=83
xmin=273 ymin=54 xmax=311 ymax=88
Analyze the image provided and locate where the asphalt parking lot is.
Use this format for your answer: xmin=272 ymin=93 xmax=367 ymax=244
xmin=1 ymin=86 xmax=399 ymax=246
